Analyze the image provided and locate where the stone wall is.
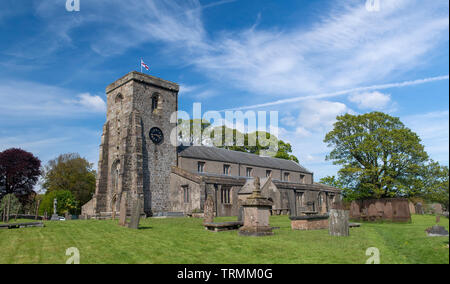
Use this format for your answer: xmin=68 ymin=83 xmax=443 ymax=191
xmin=350 ymin=198 xmax=411 ymax=222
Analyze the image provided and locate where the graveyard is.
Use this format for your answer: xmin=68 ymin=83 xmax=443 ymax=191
xmin=0 ymin=214 xmax=448 ymax=264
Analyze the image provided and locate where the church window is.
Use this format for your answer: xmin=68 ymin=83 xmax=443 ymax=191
xmin=246 ymin=168 xmax=253 ymax=177
xmin=221 ymin=187 xmax=231 ymax=204
xmin=223 ymin=164 xmax=231 ymax=175
xmin=151 ymin=93 xmax=159 ymax=112
xmin=266 ymin=170 xmax=272 ymax=177
xmin=115 ymin=93 xmax=123 ymax=104
xmin=183 ymin=185 xmax=190 ymax=203
xmin=284 ymin=172 xmax=290 ymax=181
xmin=300 ymin=174 xmax=305 ymax=184
xmin=198 ymin=162 xmax=205 ymax=173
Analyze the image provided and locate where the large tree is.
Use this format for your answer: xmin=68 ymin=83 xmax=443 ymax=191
xmin=324 ymin=112 xmax=429 ymax=200
xmin=42 ymin=153 xmax=96 ymax=213
xmin=0 ymin=148 xmax=41 ymax=199
xmin=177 ymin=119 xmax=299 ymax=162
xmin=420 ymin=161 xmax=449 ymax=210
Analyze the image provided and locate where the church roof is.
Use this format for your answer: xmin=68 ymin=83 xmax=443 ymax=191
xmin=177 ymin=146 xmax=312 ymax=174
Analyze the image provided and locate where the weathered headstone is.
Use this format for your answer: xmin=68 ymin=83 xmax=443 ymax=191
xmin=415 ymin=202 xmax=424 ymax=215
xmin=237 ymin=206 xmax=244 ymax=222
xmin=128 ymin=194 xmax=142 ymax=229
xmin=203 ymin=195 xmax=215 ymax=224
xmin=350 ymin=201 xmax=360 ymax=220
xmin=50 ymin=198 xmax=60 ymax=221
xmin=118 ymin=191 xmax=128 ymax=227
xmin=426 ymin=225 xmax=449 ymax=237
xmin=329 ymin=209 xmax=349 ymax=237
xmin=384 ymin=202 xmax=393 ymax=220
xmin=368 ymin=204 xmax=378 ymax=221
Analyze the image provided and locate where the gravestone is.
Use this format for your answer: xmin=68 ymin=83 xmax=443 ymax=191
xmin=203 ymin=195 xmax=215 ymax=224
xmin=426 ymin=225 xmax=449 ymax=237
xmin=415 ymin=203 xmax=424 ymax=215
xmin=237 ymin=206 xmax=244 ymax=222
xmin=368 ymin=204 xmax=378 ymax=221
xmin=128 ymin=195 xmax=142 ymax=229
xmin=425 ymin=213 xmax=448 ymax=237
xmin=350 ymin=201 xmax=361 ymax=220
xmin=384 ymin=202 xmax=393 ymax=220
xmin=50 ymin=198 xmax=60 ymax=221
xmin=329 ymin=209 xmax=349 ymax=237
xmin=118 ymin=191 xmax=128 ymax=227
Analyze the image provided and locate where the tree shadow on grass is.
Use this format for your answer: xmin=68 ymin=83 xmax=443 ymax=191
xmin=138 ymin=226 xmax=152 ymax=230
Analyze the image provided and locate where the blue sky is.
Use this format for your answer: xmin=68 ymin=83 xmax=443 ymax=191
xmin=0 ymin=0 xmax=448 ymax=181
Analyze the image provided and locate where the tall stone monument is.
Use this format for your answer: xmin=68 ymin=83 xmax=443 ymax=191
xmin=239 ymin=177 xmax=274 ymax=237
xmin=203 ymin=195 xmax=215 ymax=224
xmin=83 ymin=72 xmax=179 ymax=218
xmin=128 ymin=194 xmax=143 ymax=229
xmin=50 ymin=198 xmax=60 ymax=221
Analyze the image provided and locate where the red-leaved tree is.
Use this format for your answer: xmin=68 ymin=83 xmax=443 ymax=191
xmin=0 ymin=148 xmax=41 ymax=198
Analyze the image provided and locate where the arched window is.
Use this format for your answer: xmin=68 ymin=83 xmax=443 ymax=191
xmin=111 ymin=160 xmax=121 ymax=194
xmin=115 ymin=93 xmax=123 ymax=104
xmin=151 ymin=93 xmax=160 ymax=112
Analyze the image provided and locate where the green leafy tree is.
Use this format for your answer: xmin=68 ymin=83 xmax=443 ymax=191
xmin=42 ymin=153 xmax=96 ymax=213
xmin=0 ymin=194 xmax=22 ymax=219
xmin=421 ymin=161 xmax=449 ymax=210
xmin=39 ymin=190 xmax=78 ymax=216
xmin=324 ymin=112 xmax=429 ymax=200
xmin=320 ymin=176 xmax=344 ymax=189
xmin=177 ymin=119 xmax=299 ymax=162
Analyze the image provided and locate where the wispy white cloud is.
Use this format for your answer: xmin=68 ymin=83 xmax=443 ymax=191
xmin=224 ymin=75 xmax=449 ymax=111
xmin=76 ymin=93 xmax=107 ymax=113
xmin=0 ymin=80 xmax=106 ymax=118
xmin=194 ymin=0 xmax=448 ymax=98
xmin=297 ymin=100 xmax=352 ymax=131
xmin=348 ymin=91 xmax=392 ymax=110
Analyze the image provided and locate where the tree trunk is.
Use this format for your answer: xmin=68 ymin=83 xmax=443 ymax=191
xmin=6 ymin=195 xmax=11 ymax=223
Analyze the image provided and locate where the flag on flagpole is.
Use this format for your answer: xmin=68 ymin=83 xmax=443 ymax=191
xmin=140 ymin=58 xmax=150 ymax=72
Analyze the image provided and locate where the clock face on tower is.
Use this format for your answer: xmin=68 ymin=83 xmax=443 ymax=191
xmin=149 ymin=127 xmax=164 ymax=144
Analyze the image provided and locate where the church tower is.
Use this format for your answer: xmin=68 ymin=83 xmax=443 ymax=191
xmin=89 ymin=71 xmax=179 ymax=217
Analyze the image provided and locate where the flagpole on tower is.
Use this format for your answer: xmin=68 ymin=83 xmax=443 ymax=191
xmin=140 ymin=58 xmax=143 ymax=73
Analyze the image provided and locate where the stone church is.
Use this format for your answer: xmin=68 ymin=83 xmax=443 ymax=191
xmin=81 ymin=71 xmax=341 ymax=218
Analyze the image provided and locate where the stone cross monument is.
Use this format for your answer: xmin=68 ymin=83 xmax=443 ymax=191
xmin=239 ymin=177 xmax=274 ymax=237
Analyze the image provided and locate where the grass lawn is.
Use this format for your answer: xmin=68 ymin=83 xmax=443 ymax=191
xmin=0 ymin=215 xmax=448 ymax=264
